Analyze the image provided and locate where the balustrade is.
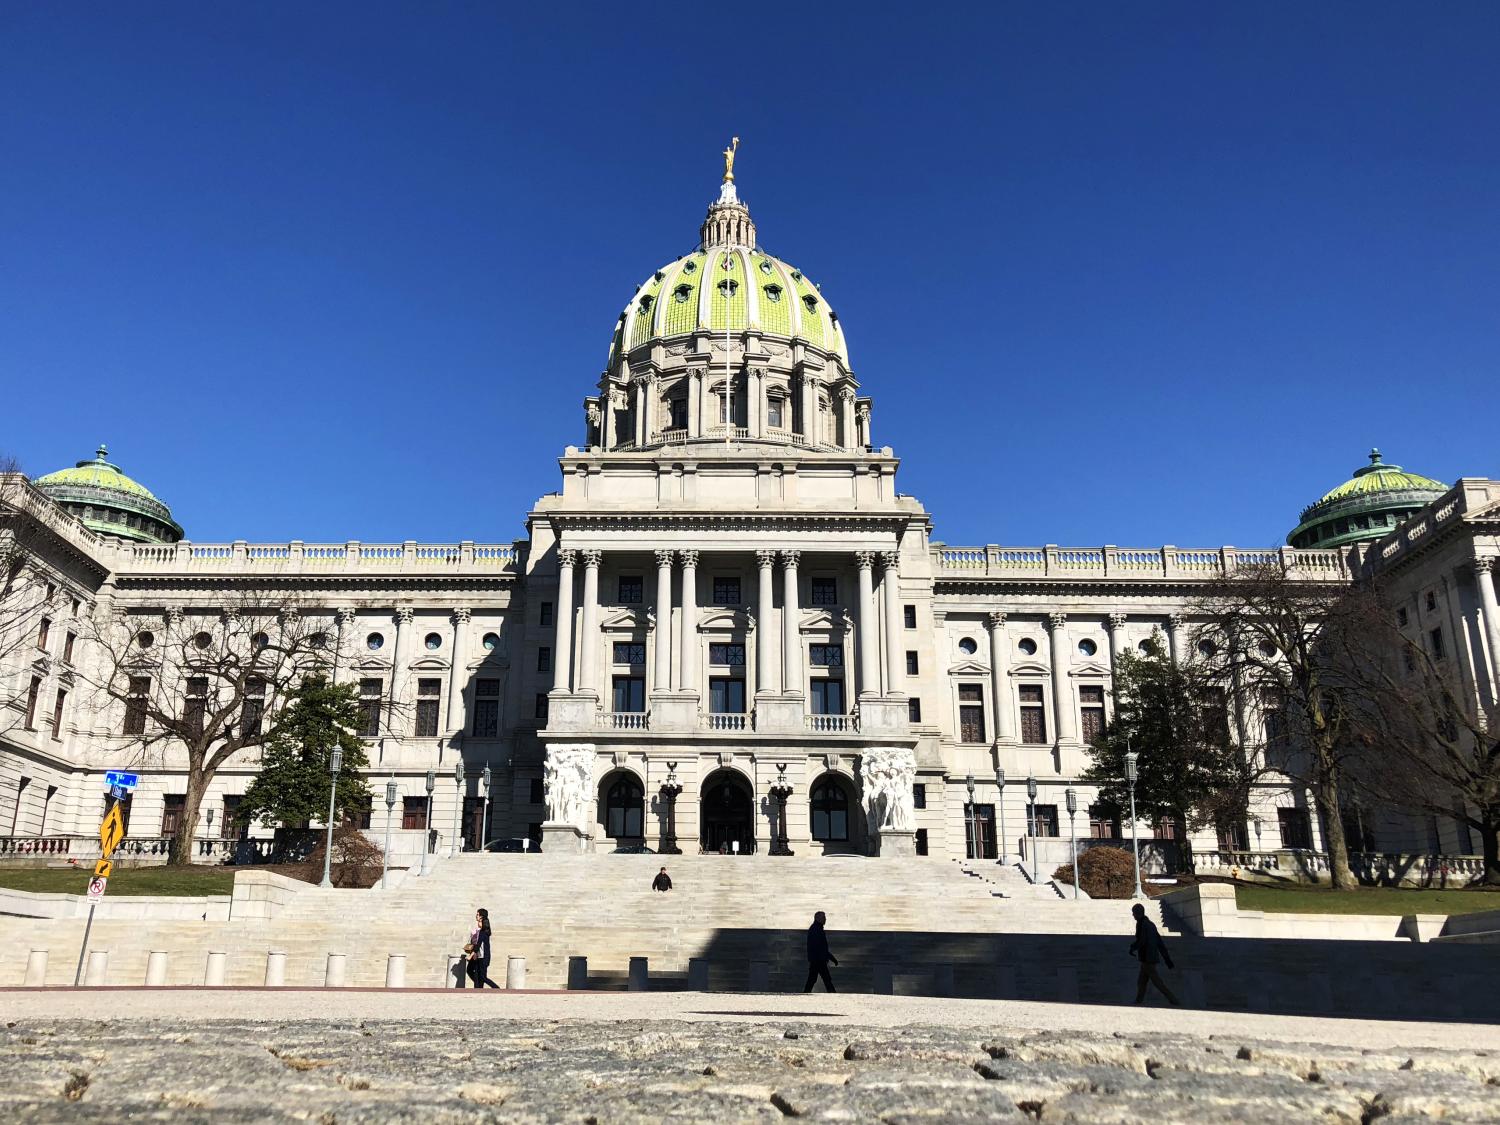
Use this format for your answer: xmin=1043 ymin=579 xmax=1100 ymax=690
xmin=702 ymin=712 xmax=749 ymax=731
xmin=806 ymin=713 xmax=859 ymax=733
xmin=931 ymin=542 xmax=1352 ymax=580
xmin=599 ymin=711 xmax=650 ymax=730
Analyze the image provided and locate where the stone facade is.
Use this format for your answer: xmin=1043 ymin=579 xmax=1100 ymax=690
xmin=2 ymin=173 xmax=1498 ymax=868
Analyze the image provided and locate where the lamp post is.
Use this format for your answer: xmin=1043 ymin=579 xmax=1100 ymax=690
xmin=995 ymin=768 xmax=1007 ymax=864
xmin=964 ymin=773 xmax=976 ymax=860
xmin=382 ymin=779 xmax=397 ymax=890
xmin=420 ymin=769 xmax=435 ymax=877
xmin=1026 ymin=773 xmax=1038 ymax=884
xmin=452 ymin=759 xmax=466 ymax=856
xmin=1125 ymin=748 xmax=1145 ymax=899
xmin=1065 ymin=786 xmax=1079 ymax=900
xmin=659 ymin=761 xmax=683 ymax=854
xmin=319 ymin=746 xmax=343 ymax=889
xmin=481 ymin=765 xmax=493 ymax=851
xmin=769 ymin=763 xmax=795 ymax=856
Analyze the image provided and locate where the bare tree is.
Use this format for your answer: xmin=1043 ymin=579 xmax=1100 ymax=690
xmin=1195 ymin=564 xmax=1375 ymax=890
xmin=1332 ymin=584 xmax=1500 ymax=885
xmin=80 ymin=595 xmax=351 ymax=865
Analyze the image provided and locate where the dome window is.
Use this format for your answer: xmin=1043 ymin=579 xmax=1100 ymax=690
xmin=790 ymin=270 xmax=802 ymax=281
xmin=673 ymin=284 xmax=693 ymax=303
xmin=424 ymin=632 xmax=442 ymax=651
xmin=654 ymin=270 xmax=664 ymax=282
xmin=720 ymin=255 xmax=734 ymax=271
xmin=763 ymin=284 xmax=783 ymax=303
xmin=638 ymin=294 xmax=653 ymax=314
xmin=1018 ymin=637 xmax=1038 ymax=656
xmin=682 ymin=260 xmax=698 ymax=274
xmin=759 ymin=259 xmax=773 ymax=275
xmin=802 ymin=293 xmax=819 ymax=311
xmin=717 ymin=279 xmax=739 ymax=298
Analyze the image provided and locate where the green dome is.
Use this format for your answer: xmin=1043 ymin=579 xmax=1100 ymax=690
xmin=1287 ymin=449 xmax=1447 ymax=551
xmin=34 ymin=445 xmax=184 ymax=544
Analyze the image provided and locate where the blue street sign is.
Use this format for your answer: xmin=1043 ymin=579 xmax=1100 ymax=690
xmin=104 ymin=771 xmax=141 ymax=790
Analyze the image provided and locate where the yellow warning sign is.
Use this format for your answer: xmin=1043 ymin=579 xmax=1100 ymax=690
xmin=99 ymin=804 xmax=125 ymax=855
xmin=93 ymin=858 xmax=113 ymax=879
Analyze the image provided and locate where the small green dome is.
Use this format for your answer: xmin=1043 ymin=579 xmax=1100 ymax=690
xmin=34 ymin=445 xmax=184 ymax=544
xmin=1287 ymin=449 xmax=1447 ymax=551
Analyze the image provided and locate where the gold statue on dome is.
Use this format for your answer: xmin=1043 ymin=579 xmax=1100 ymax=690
xmin=722 ymin=136 xmax=740 ymax=182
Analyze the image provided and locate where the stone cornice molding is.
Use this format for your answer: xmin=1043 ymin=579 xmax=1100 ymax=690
xmin=547 ymin=512 xmax=909 ymax=536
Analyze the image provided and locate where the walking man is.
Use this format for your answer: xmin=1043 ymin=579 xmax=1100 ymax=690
xmin=1129 ymin=902 xmax=1179 ymax=1005
xmin=651 ymin=866 xmax=673 ymax=892
xmin=803 ymin=910 xmax=838 ymax=993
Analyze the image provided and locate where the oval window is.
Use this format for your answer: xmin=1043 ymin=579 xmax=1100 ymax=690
xmin=251 ymin=632 xmax=270 ymax=650
xmin=194 ymin=632 xmax=213 ymax=650
xmin=1078 ymin=638 xmax=1097 ymax=657
xmin=673 ymin=284 xmax=692 ymax=303
xmin=1018 ymin=637 xmax=1038 ymax=656
xmin=1198 ymin=639 xmax=1217 ymax=658
xmin=425 ymin=632 xmax=442 ymax=651
xmin=1138 ymin=640 xmax=1153 ymax=655
xmin=367 ymin=632 xmax=385 ymax=651
xmin=958 ymin=637 xmax=977 ymax=656
xmin=1258 ymin=640 xmax=1276 ymax=657
xmin=136 ymin=630 xmax=155 ymax=650
xmin=759 ymin=259 xmax=773 ymax=275
xmin=310 ymin=632 xmax=329 ymax=650
xmin=682 ymin=260 xmax=697 ymax=274
xmin=482 ymin=632 xmax=500 ymax=652
xmin=764 ymin=284 xmax=782 ymax=303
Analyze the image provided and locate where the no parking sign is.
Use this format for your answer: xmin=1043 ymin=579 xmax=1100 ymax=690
xmin=87 ymin=877 xmax=107 ymax=902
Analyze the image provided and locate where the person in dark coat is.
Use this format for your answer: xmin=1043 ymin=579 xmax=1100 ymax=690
xmin=1129 ymin=902 xmax=1179 ymax=1005
xmin=803 ymin=910 xmax=838 ymax=993
xmin=651 ymin=867 xmax=673 ymax=892
xmin=466 ymin=907 xmax=499 ymax=989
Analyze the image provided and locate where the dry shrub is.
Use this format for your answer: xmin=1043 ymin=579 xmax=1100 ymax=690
xmin=301 ymin=825 xmax=385 ymax=888
xmin=1053 ymin=845 xmax=1137 ymax=899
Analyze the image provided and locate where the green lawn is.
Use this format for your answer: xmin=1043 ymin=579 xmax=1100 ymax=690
xmin=1235 ymin=882 xmax=1500 ymax=916
xmin=0 ymin=865 xmax=236 ymax=897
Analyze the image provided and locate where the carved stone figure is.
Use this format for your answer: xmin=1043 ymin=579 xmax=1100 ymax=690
xmin=543 ymin=744 xmax=595 ymax=831
xmin=859 ymin=747 xmax=916 ymax=833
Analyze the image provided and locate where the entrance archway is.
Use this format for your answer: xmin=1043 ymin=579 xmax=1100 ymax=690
xmin=808 ymin=771 xmax=866 ymax=855
xmin=699 ymin=770 xmax=755 ymax=854
xmin=598 ymin=770 xmax=645 ymax=843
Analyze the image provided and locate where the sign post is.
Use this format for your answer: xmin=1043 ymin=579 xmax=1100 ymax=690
xmin=75 ymin=792 xmax=128 ymax=985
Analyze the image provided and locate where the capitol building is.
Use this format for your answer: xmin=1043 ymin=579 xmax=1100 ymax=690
xmin=4 ymin=154 xmax=1498 ymax=872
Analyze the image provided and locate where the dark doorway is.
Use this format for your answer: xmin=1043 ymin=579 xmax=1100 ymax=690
xmin=966 ymin=803 xmax=997 ymax=859
xmin=700 ymin=772 xmax=755 ymax=854
xmin=464 ymin=796 xmax=486 ymax=851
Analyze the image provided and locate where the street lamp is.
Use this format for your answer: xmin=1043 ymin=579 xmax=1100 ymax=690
xmin=964 ymin=773 xmax=976 ymax=860
xmin=1065 ymin=786 xmax=1079 ymax=900
xmin=1026 ymin=773 xmax=1038 ymax=884
xmin=769 ymin=763 xmax=795 ymax=856
xmin=481 ymin=765 xmax=493 ymax=851
xmin=995 ymin=768 xmax=1007 ymax=864
xmin=452 ymin=759 xmax=466 ymax=857
xmin=420 ymin=769 xmax=435 ymax=877
xmin=319 ymin=746 xmax=343 ymax=889
xmin=382 ymin=779 xmax=397 ymax=890
xmin=1125 ymin=747 xmax=1145 ymax=899
xmin=659 ymin=761 xmax=684 ymax=854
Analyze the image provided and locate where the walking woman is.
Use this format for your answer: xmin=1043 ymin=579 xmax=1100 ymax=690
xmin=466 ymin=908 xmax=499 ymax=988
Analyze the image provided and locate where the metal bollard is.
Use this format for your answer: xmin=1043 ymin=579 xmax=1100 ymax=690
xmin=747 ymin=960 xmax=770 ymax=991
xmin=506 ymin=956 xmax=526 ymax=990
xmin=687 ymin=957 xmax=710 ymax=992
xmin=145 ymin=951 xmax=168 ymax=986
xmin=567 ymin=956 xmax=589 ymax=990
xmin=84 ymin=950 xmax=109 ymax=986
xmin=1055 ymin=966 xmax=1079 ymax=1003
xmin=24 ymin=950 xmax=48 ymax=987
xmin=385 ymin=954 xmax=406 ymax=989
xmin=628 ymin=957 xmax=649 ymax=991
xmin=325 ymin=953 xmax=346 ymax=988
xmin=204 ymin=952 xmax=226 ymax=987
xmin=932 ymin=964 xmax=955 ymax=997
xmin=265 ymin=951 xmax=286 ymax=987
xmin=872 ymin=962 xmax=894 ymax=995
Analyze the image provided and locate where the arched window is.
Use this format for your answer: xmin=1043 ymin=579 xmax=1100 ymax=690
xmin=605 ymin=776 xmax=644 ymax=838
xmin=810 ymin=779 xmax=849 ymax=841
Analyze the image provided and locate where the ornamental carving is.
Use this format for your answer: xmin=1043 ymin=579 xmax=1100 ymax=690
xmin=655 ymin=549 xmax=676 ymax=569
xmin=987 ymin=611 xmax=1007 ymax=631
xmin=679 ymin=550 xmax=700 ymax=568
xmin=880 ymin=551 xmax=900 ymax=573
xmin=860 ymin=747 xmax=916 ymax=833
xmin=395 ymin=607 xmax=415 ymax=625
xmin=543 ymin=745 xmax=594 ymax=831
xmin=581 ymin=550 xmax=603 ymax=569
xmin=781 ymin=550 xmax=801 ymax=569
xmin=1046 ymin=613 xmax=1067 ymax=631
xmin=1107 ymin=612 xmax=1127 ymax=631
xmin=855 ymin=552 xmax=875 ymax=571
xmin=558 ymin=549 xmax=578 ymax=569
xmin=756 ymin=550 xmax=778 ymax=569
xmin=452 ymin=607 xmax=472 ymax=624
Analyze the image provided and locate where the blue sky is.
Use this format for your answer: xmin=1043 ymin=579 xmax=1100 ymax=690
xmin=2 ymin=3 xmax=1496 ymax=549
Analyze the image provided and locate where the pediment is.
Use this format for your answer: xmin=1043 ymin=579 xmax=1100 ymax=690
xmin=351 ymin=655 xmax=391 ymax=672
xmin=699 ymin=608 xmax=752 ymax=632
xmin=798 ymin=609 xmax=852 ymax=634
xmin=409 ymin=655 xmax=449 ymax=673
xmin=1008 ymin=660 xmax=1050 ymax=676
xmin=946 ymin=659 xmax=991 ymax=677
xmin=601 ymin=608 xmax=646 ymax=631
xmin=1070 ymin=660 xmax=1112 ymax=678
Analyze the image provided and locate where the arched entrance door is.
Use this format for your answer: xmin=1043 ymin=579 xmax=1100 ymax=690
xmin=700 ymin=771 xmax=755 ymax=854
xmin=599 ymin=772 xmax=645 ymax=843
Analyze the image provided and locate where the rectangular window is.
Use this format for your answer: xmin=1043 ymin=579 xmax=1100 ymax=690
xmin=905 ymin=650 xmax=918 ymax=675
xmin=612 ymin=641 xmax=646 ymax=665
xmin=810 ymin=677 xmax=845 ymax=715
xmin=809 ymin=577 xmax=838 ymax=606
xmin=1032 ymin=803 xmax=1059 ymax=837
xmin=1396 ymin=607 xmax=1408 ymax=627
xmin=1079 ymin=684 xmax=1106 ymax=745
xmin=1278 ymin=807 xmax=1313 ymax=849
xmin=617 ymin=576 xmax=643 ymax=604
xmin=912 ymin=783 xmax=926 ymax=810
xmin=1089 ymin=803 xmax=1120 ymax=838
xmin=344 ymin=794 xmax=373 ymax=830
xmin=473 ymin=679 xmax=500 ymax=738
xmin=534 ymin=693 xmax=549 ymax=722
xmin=415 ymin=678 xmax=442 ymax=737
xmin=537 ymin=646 xmax=552 ymax=673
xmin=184 ymin=676 xmax=209 ymax=739
xmin=1154 ymin=814 xmax=1182 ymax=840
xmin=668 ymin=396 xmax=688 ymax=430
xmin=1425 ymin=591 xmax=1437 ymax=612
xmin=25 ymin=676 xmax=41 ymax=730
xmin=160 ymin=794 xmax=186 ymax=836
xmin=1217 ymin=820 xmax=1249 ymax=850
xmin=539 ymin=601 xmax=553 ymax=627
xmin=808 ymin=643 xmax=843 ymax=667
xmin=124 ymin=675 xmax=150 ymax=735
xmin=611 ymin=675 xmax=645 ymax=713
xmin=240 ymin=677 xmax=266 ymax=739
xmin=358 ymin=678 xmax=383 ymax=737
xmin=767 ymin=397 xmax=785 ymax=429
xmin=1019 ymin=684 xmax=1047 ymax=745
xmin=712 ymin=576 xmax=741 ymax=604
xmin=907 ymin=697 xmax=922 ymax=723
xmin=1429 ymin=627 xmax=1445 ymax=660
xmin=903 ymin=604 xmax=917 ymax=629
xmin=708 ymin=643 xmax=745 ymax=666
xmin=915 ymin=827 xmax=928 ymax=856
xmin=50 ymin=688 xmax=67 ymax=739
xmin=36 ymin=616 xmax=51 ymax=651
xmin=62 ymin=632 xmax=76 ymax=664
xmin=958 ymin=683 xmax=985 ymax=743
xmin=402 ymin=795 xmax=427 ymax=831
xmin=709 ymin=677 xmax=746 ymax=714
xmin=529 ymin=778 xmax=544 ymax=804
xmin=221 ymin=795 xmax=244 ymax=839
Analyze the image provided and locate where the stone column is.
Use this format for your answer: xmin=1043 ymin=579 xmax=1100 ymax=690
xmin=688 ymin=370 xmax=703 ymax=439
xmin=1474 ymin=557 xmax=1500 ymax=697
xmin=987 ymin=611 xmax=1014 ymax=743
xmin=552 ymin=550 xmax=576 ymax=694
xmin=1046 ymin=613 xmax=1076 ymax=744
xmin=632 ymin=380 xmax=646 ymax=446
xmin=839 ymin=389 xmax=856 ymax=450
xmin=390 ymin=607 xmax=413 ymax=734
xmin=1106 ymin=613 xmax=1127 ymax=724
xmin=678 ymin=550 xmax=699 ymax=694
xmin=447 ymin=608 xmax=471 ymax=733
xmin=1165 ymin=613 xmax=1183 ymax=663
xmin=800 ymin=373 xmax=818 ymax=443
xmin=782 ymin=551 xmax=803 ymax=695
xmin=653 ymin=550 xmax=673 ymax=693
xmin=756 ymin=550 xmax=779 ymax=696
xmin=856 ymin=552 xmax=879 ymax=698
xmin=332 ymin=607 xmax=355 ymax=685
xmin=881 ymin=552 xmax=904 ymax=696
xmin=748 ymin=368 xmax=763 ymax=438
xmin=578 ymin=550 xmax=602 ymax=698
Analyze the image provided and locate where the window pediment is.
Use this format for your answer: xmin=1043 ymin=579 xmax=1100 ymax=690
xmin=1008 ymin=660 xmax=1050 ymax=676
xmin=1069 ymin=661 xmax=1112 ymax=678
xmin=602 ymin=608 xmax=646 ymax=632
xmin=945 ymin=659 xmax=990 ymax=677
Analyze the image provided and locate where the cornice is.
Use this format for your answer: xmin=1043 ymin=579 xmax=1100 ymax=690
xmin=549 ymin=512 xmax=910 ymax=533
